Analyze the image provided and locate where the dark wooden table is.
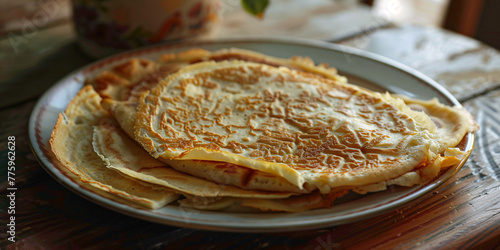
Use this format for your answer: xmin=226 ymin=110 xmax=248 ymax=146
xmin=1 ymin=17 xmax=500 ymax=249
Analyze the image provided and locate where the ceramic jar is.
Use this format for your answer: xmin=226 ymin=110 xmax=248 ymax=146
xmin=72 ymin=0 xmax=219 ymax=58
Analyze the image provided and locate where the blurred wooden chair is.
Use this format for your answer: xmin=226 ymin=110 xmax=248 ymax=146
xmin=442 ymin=0 xmax=485 ymax=37
xmin=444 ymin=0 xmax=499 ymax=50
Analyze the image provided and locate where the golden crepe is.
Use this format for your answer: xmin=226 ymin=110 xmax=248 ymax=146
xmin=135 ymin=60 xmax=477 ymax=194
xmin=51 ymin=48 xmax=478 ymax=212
xmin=49 ymin=85 xmax=178 ymax=209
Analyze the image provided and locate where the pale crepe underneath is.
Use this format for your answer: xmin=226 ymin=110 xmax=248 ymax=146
xmin=178 ymin=189 xmax=349 ymax=212
xmin=92 ymin=124 xmax=296 ymax=198
xmin=49 ymin=85 xmax=178 ymax=209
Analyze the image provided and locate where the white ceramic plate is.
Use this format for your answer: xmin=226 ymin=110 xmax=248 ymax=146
xmin=29 ymin=38 xmax=474 ymax=232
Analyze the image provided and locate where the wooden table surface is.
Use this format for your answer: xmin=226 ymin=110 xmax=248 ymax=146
xmin=1 ymin=8 xmax=500 ymax=249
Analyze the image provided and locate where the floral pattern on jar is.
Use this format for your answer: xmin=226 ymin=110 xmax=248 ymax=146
xmin=72 ymin=0 xmax=219 ymax=58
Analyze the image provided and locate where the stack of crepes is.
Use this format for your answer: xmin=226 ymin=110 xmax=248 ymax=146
xmin=49 ymin=48 xmax=479 ymax=212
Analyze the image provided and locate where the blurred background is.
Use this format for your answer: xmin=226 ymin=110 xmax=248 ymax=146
xmin=0 ymin=0 xmax=498 ymax=49
xmin=0 ymin=0 xmax=498 ymax=107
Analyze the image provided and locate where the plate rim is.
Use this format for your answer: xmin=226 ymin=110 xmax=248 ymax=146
xmin=28 ymin=37 xmax=474 ymax=232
